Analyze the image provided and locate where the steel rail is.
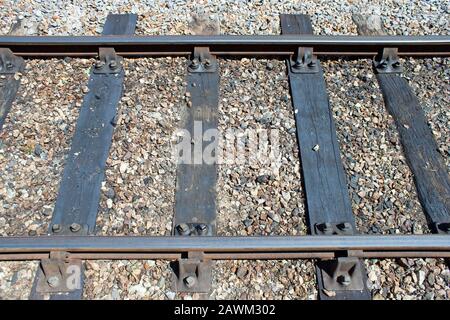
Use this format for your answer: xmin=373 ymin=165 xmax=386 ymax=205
xmin=0 ymin=235 xmax=448 ymax=261
xmin=0 ymin=251 xmax=448 ymax=261
xmin=0 ymin=35 xmax=449 ymax=57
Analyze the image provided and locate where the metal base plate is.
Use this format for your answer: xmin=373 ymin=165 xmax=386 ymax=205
xmin=318 ymin=257 xmax=364 ymax=291
xmin=0 ymin=48 xmax=24 ymax=74
xmin=36 ymin=253 xmax=83 ymax=294
xmin=172 ymin=254 xmax=212 ymax=293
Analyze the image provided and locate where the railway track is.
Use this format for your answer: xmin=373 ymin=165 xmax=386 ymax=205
xmin=0 ymin=13 xmax=449 ymax=300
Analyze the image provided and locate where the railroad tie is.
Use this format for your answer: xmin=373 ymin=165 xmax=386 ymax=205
xmin=355 ymin=15 xmax=450 ymax=235
xmin=171 ymin=17 xmax=220 ymax=295
xmin=281 ymin=14 xmax=371 ymax=300
xmin=0 ymin=20 xmax=27 ymax=131
xmin=29 ymin=13 xmax=138 ymax=300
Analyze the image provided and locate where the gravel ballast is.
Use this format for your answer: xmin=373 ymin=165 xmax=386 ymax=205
xmin=0 ymin=59 xmax=91 ymax=237
xmin=95 ymin=58 xmax=185 ymax=237
xmin=0 ymin=1 xmax=449 ymax=300
xmin=217 ymin=58 xmax=307 ymax=237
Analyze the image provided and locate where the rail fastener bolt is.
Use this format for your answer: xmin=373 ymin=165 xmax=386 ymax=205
xmin=176 ymin=223 xmax=190 ymax=235
xmin=392 ymin=61 xmax=401 ymax=69
xmin=338 ymin=222 xmax=352 ymax=233
xmin=196 ymin=223 xmax=208 ymax=235
xmin=70 ymin=223 xmax=81 ymax=233
xmin=337 ymin=274 xmax=352 ymax=287
xmin=204 ymin=58 xmax=212 ymax=68
xmin=109 ymin=60 xmax=118 ymax=70
xmin=190 ymin=58 xmax=200 ymax=70
xmin=318 ymin=222 xmax=333 ymax=235
xmin=292 ymin=59 xmax=302 ymax=69
xmin=307 ymin=60 xmax=316 ymax=68
xmin=95 ymin=60 xmax=105 ymax=69
xmin=377 ymin=61 xmax=388 ymax=70
xmin=47 ymin=276 xmax=60 ymax=288
xmin=52 ymin=224 xmax=62 ymax=233
xmin=183 ymin=276 xmax=196 ymax=288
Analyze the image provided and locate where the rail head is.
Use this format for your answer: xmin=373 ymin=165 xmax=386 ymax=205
xmin=0 ymin=35 xmax=449 ymax=57
xmin=0 ymin=235 xmax=448 ymax=260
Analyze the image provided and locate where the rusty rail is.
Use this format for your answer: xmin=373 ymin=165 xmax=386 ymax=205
xmin=0 ymin=35 xmax=449 ymax=57
xmin=0 ymin=235 xmax=448 ymax=261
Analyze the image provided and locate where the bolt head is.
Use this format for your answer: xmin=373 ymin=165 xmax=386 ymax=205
xmin=337 ymin=274 xmax=351 ymax=286
xmin=95 ymin=60 xmax=105 ymax=69
xmin=183 ymin=276 xmax=196 ymax=288
xmin=109 ymin=60 xmax=118 ymax=69
xmin=52 ymin=224 xmax=62 ymax=233
xmin=338 ymin=222 xmax=352 ymax=232
xmin=70 ymin=223 xmax=81 ymax=232
xmin=6 ymin=62 xmax=14 ymax=69
xmin=190 ymin=58 xmax=200 ymax=69
xmin=318 ymin=223 xmax=333 ymax=235
xmin=47 ymin=276 xmax=60 ymax=288
xmin=292 ymin=60 xmax=302 ymax=68
xmin=196 ymin=223 xmax=208 ymax=235
xmin=176 ymin=223 xmax=190 ymax=235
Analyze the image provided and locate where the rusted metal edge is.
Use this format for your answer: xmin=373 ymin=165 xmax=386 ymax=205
xmin=0 ymin=235 xmax=448 ymax=253
xmin=0 ymin=251 xmax=448 ymax=261
xmin=0 ymin=35 xmax=448 ymax=57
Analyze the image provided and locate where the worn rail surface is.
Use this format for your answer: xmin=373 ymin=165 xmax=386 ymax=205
xmin=0 ymin=35 xmax=449 ymax=57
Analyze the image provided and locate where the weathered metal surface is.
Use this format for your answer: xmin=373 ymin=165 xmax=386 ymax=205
xmin=187 ymin=46 xmax=217 ymax=73
xmin=289 ymin=47 xmax=318 ymax=73
xmin=281 ymin=13 xmax=370 ymax=300
xmin=0 ymin=235 xmax=449 ymax=254
xmin=35 ymin=251 xmax=82 ymax=294
xmin=93 ymin=47 xmax=123 ymax=74
xmin=172 ymin=252 xmax=212 ymax=293
xmin=318 ymin=257 xmax=364 ymax=291
xmin=314 ymin=222 xmax=354 ymax=236
xmin=174 ymin=223 xmax=213 ymax=236
xmin=3 ymin=250 xmax=450 ymax=261
xmin=373 ymin=47 xmax=403 ymax=73
xmin=0 ymin=48 xmax=24 ymax=74
xmin=0 ymin=35 xmax=448 ymax=57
